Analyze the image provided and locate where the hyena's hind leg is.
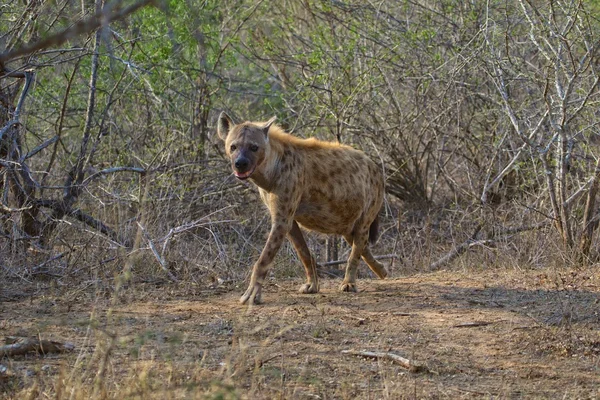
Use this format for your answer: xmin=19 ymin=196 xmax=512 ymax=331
xmin=361 ymin=246 xmax=388 ymax=279
xmin=287 ymin=221 xmax=319 ymax=294
xmin=339 ymin=228 xmax=370 ymax=293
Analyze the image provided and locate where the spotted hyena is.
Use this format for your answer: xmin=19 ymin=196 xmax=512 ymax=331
xmin=217 ymin=112 xmax=388 ymax=305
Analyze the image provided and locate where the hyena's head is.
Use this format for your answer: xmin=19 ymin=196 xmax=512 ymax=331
xmin=217 ymin=112 xmax=276 ymax=180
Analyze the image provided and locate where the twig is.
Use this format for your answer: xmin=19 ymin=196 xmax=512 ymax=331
xmin=322 ymin=254 xmax=398 ymax=267
xmin=137 ymin=222 xmax=178 ymax=282
xmin=0 ymin=336 xmax=74 ymax=357
xmin=257 ymin=352 xmax=283 ymax=367
xmin=31 ymin=252 xmax=67 ymax=272
xmin=0 ymin=0 xmax=156 ymax=65
xmin=71 ymin=208 xmax=125 ymax=246
xmin=82 ymin=166 xmax=146 ymax=185
xmin=341 ymin=349 xmax=429 ymax=373
xmin=157 ymin=205 xmax=235 ymax=253
xmin=429 ymin=224 xmax=483 ymax=270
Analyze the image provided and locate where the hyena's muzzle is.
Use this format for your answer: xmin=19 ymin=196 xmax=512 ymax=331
xmin=232 ymin=149 xmax=257 ymax=180
xmin=231 ymin=145 xmax=264 ymax=180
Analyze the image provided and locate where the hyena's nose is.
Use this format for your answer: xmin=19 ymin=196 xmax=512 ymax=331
xmin=235 ymin=157 xmax=249 ymax=171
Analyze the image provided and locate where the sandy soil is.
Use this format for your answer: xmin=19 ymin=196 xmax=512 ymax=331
xmin=1 ymin=268 xmax=599 ymax=399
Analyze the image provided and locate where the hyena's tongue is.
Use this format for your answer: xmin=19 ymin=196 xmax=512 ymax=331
xmin=234 ymin=170 xmax=252 ymax=180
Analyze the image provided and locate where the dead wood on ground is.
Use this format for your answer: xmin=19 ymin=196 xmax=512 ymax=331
xmin=341 ymin=349 xmax=429 ymax=373
xmin=0 ymin=336 xmax=74 ymax=358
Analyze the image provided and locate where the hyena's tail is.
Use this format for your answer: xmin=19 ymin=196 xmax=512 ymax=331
xmin=368 ymin=214 xmax=380 ymax=245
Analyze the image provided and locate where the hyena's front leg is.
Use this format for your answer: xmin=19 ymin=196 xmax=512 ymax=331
xmin=240 ymin=217 xmax=292 ymax=305
xmin=287 ymin=221 xmax=319 ymax=294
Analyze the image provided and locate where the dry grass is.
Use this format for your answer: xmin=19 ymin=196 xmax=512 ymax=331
xmin=1 ymin=265 xmax=599 ymax=399
xmin=1 ymin=172 xmax=598 ymax=399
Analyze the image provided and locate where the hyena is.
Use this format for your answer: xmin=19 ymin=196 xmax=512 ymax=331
xmin=217 ymin=112 xmax=388 ymax=305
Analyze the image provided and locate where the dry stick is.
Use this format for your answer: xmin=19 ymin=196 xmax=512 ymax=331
xmin=257 ymin=352 xmax=283 ymax=367
xmin=322 ymin=254 xmax=398 ymax=267
xmin=429 ymin=224 xmax=482 ymax=270
xmin=429 ymin=239 xmax=494 ymax=271
xmin=31 ymin=252 xmax=66 ymax=272
xmin=70 ymin=209 xmax=123 ymax=246
xmin=429 ymin=221 xmax=551 ymax=270
xmin=453 ymin=321 xmax=495 ymax=328
xmin=158 ymin=212 xmax=236 ymax=259
xmin=341 ymin=349 xmax=429 ymax=373
xmin=137 ymin=222 xmax=178 ymax=282
xmin=0 ymin=337 xmax=74 ymax=357
xmin=82 ymin=166 xmax=145 ymax=185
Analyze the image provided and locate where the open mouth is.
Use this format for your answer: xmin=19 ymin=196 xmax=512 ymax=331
xmin=234 ymin=168 xmax=254 ymax=180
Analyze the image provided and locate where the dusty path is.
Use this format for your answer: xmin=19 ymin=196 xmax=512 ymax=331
xmin=1 ymin=269 xmax=599 ymax=398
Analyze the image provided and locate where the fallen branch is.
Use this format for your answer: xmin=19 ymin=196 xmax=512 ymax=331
xmin=429 ymin=223 xmax=483 ymax=270
xmin=1 ymin=336 xmax=74 ymax=357
xmin=429 ymin=239 xmax=493 ymax=271
xmin=341 ymin=349 xmax=429 ymax=373
xmin=453 ymin=321 xmax=495 ymax=328
xmin=429 ymin=222 xmax=550 ymax=270
xmin=322 ymin=254 xmax=398 ymax=267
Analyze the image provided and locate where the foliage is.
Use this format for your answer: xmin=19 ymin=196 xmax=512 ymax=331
xmin=0 ymin=0 xmax=600 ymax=291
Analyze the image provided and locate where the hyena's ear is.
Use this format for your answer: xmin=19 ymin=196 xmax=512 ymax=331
xmin=217 ymin=112 xmax=235 ymax=141
xmin=261 ymin=116 xmax=277 ymax=140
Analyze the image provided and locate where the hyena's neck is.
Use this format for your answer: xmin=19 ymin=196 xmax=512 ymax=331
xmin=250 ymin=142 xmax=283 ymax=192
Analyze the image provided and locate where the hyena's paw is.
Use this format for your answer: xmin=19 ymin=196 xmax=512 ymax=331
xmin=375 ymin=267 xmax=388 ymax=280
xmin=298 ymin=282 xmax=319 ymax=294
xmin=339 ymin=281 xmax=357 ymax=292
xmin=240 ymin=282 xmax=262 ymax=305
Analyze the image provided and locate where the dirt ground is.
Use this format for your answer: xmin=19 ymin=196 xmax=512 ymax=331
xmin=1 ymin=267 xmax=600 ymax=399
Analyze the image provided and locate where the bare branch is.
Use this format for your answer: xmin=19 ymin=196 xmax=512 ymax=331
xmin=82 ymin=166 xmax=146 ymax=185
xmin=137 ymin=222 xmax=179 ymax=282
xmin=19 ymin=136 xmax=59 ymax=162
xmin=71 ymin=209 xmax=125 ymax=246
xmin=0 ymin=0 xmax=156 ymax=65
xmin=0 ymin=71 xmax=34 ymax=141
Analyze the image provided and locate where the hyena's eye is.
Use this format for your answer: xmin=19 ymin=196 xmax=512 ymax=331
xmin=249 ymin=144 xmax=259 ymax=152
xmin=230 ymin=144 xmax=237 ymax=152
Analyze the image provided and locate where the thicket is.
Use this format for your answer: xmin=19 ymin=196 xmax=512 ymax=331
xmin=1 ymin=0 xmax=600 ymax=287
